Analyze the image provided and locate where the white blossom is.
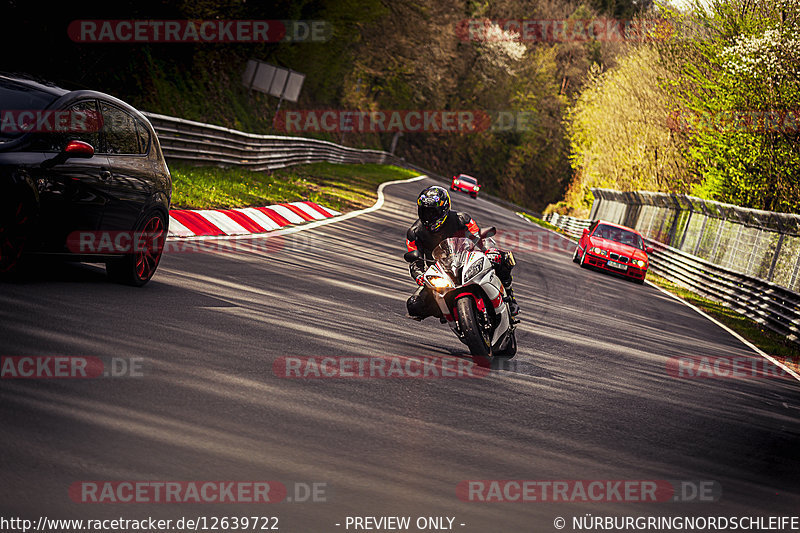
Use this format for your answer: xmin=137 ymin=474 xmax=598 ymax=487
xmin=723 ymin=29 xmax=800 ymax=79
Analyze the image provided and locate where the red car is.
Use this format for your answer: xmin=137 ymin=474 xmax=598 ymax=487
xmin=451 ymin=174 xmax=480 ymax=198
xmin=572 ymin=220 xmax=653 ymax=284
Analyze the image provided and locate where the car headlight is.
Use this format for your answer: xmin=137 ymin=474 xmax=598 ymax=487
xmin=590 ymin=246 xmax=608 ymax=256
xmin=427 ymin=275 xmax=454 ymax=292
xmin=633 ymin=259 xmax=646 ymax=268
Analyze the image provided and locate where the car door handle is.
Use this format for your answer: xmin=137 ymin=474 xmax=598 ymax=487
xmin=99 ymin=170 xmax=112 ymax=181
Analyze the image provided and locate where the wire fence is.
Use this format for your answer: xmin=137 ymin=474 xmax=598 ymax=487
xmin=543 ymin=192 xmax=800 ymax=346
xmin=589 ymin=188 xmax=800 ymax=293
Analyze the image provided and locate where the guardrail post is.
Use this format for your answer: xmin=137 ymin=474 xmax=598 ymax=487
xmin=693 ymin=213 xmax=709 ymax=256
xmin=767 ymin=232 xmax=785 ymax=282
xmin=710 ymin=215 xmax=727 ymax=262
xmin=790 ymin=251 xmax=800 ymax=291
xmin=677 ymin=208 xmax=693 ymax=251
xmin=589 ymin=196 xmax=600 ymax=221
xmin=744 ymin=227 xmax=761 ymax=277
xmin=665 ymin=195 xmax=679 ymax=246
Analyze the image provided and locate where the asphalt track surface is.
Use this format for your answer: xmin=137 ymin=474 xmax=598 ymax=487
xmin=1 ymin=176 xmax=800 ymax=532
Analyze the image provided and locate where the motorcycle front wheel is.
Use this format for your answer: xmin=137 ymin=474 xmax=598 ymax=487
xmin=456 ymin=297 xmax=492 ymax=357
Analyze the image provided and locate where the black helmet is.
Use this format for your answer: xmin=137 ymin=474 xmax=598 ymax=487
xmin=417 ymin=186 xmax=451 ymax=232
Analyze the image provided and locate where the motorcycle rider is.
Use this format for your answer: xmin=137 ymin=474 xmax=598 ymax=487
xmin=405 ymin=185 xmax=520 ymax=320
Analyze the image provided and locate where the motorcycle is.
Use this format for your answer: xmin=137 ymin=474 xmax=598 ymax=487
xmin=404 ymin=227 xmax=517 ymax=358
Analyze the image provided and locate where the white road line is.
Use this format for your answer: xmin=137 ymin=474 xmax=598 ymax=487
xmin=647 ymin=281 xmax=800 ymax=384
xmin=515 ymin=211 xmax=800 ymax=384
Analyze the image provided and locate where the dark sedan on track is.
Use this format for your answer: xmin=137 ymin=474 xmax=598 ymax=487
xmin=573 ymin=220 xmax=653 ymax=284
xmin=0 ymin=74 xmax=171 ymax=286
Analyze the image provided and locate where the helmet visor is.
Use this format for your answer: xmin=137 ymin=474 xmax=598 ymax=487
xmin=419 ymin=205 xmax=448 ymax=231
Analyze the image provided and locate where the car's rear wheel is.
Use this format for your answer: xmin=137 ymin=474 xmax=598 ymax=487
xmin=456 ymin=297 xmax=492 ymax=357
xmin=106 ymin=211 xmax=166 ymax=286
xmin=0 ymin=185 xmax=37 ymax=274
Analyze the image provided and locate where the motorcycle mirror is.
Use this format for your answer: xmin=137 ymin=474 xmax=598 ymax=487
xmin=404 ymin=250 xmax=421 ymax=263
xmin=480 ymin=227 xmax=496 ymax=239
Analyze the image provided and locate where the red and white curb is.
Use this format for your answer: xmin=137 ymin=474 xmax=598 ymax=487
xmin=168 ymin=202 xmax=340 ymax=238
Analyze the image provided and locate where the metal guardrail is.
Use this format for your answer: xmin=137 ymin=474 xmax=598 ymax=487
xmin=543 ymin=212 xmax=800 ymax=346
xmin=143 ymin=111 xmax=535 ymax=216
xmin=143 ymin=112 xmax=401 ymax=171
xmin=646 ymin=239 xmax=800 ymax=345
xmin=542 ymin=213 xmax=591 ymax=240
xmin=589 ymin=188 xmax=800 ymax=292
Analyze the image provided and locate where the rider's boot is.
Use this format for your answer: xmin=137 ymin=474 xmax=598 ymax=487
xmin=504 ymin=285 xmax=520 ymax=316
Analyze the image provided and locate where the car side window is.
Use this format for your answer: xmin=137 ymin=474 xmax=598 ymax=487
xmin=134 ymin=119 xmax=151 ymax=154
xmin=31 ymin=100 xmax=101 ymax=152
xmin=100 ymin=103 xmax=140 ymax=155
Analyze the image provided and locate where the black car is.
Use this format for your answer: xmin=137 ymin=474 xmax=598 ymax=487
xmin=0 ymin=74 xmax=171 ymax=286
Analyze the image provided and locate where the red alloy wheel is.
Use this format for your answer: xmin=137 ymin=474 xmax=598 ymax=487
xmin=134 ymin=215 xmax=165 ymax=281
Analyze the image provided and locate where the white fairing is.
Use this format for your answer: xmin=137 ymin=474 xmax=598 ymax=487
xmin=422 ymin=237 xmax=514 ymax=350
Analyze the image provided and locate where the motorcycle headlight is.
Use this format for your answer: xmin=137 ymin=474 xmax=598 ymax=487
xmin=427 ymin=275 xmax=454 ymax=292
xmin=464 ymin=259 xmax=484 ymax=282
xmin=590 ymin=247 xmax=608 ymax=256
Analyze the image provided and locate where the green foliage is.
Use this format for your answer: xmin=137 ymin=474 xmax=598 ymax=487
xmin=562 ymin=45 xmax=690 ymax=216
xmin=559 ymin=0 xmax=800 ymax=215
xmin=669 ymin=0 xmax=800 ymax=213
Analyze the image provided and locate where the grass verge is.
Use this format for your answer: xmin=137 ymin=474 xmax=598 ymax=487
xmin=647 ymin=274 xmax=799 ymax=373
xmin=518 ymin=211 xmax=800 ymax=372
xmin=169 ymin=162 xmax=420 ymax=213
xmin=518 ymin=212 xmax=565 ymax=234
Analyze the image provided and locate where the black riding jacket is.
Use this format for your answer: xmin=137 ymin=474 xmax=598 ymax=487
xmin=406 ymin=211 xmax=480 ymax=280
